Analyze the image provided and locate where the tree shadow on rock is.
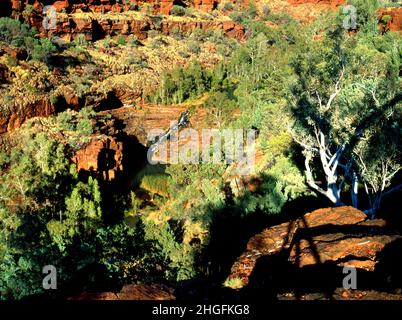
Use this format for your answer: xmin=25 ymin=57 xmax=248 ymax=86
xmin=375 ymin=238 xmax=402 ymax=292
xmin=174 ymin=173 xmax=330 ymax=301
xmin=240 ymin=221 xmax=402 ymax=300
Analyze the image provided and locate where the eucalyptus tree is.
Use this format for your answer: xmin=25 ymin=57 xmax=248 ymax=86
xmin=289 ymin=19 xmax=401 ymax=215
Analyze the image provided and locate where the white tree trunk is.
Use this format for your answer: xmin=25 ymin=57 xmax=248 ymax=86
xmin=351 ymin=171 xmax=358 ymax=208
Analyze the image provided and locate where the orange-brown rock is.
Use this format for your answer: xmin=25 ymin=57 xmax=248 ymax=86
xmin=0 ymin=45 xmax=28 ymax=61
xmin=192 ymin=0 xmax=218 ymax=13
xmin=72 ymin=134 xmax=123 ymax=181
xmin=0 ymin=98 xmax=55 ymax=134
xmin=228 ymin=206 xmax=401 ymax=288
xmin=53 ymin=0 xmax=70 ymax=12
xmin=289 ymin=232 xmax=399 ymax=270
xmin=10 ymin=0 xmax=221 ymax=17
xmin=71 ymin=283 xmax=175 ymax=300
xmin=8 ymin=0 xmax=245 ymax=41
xmin=302 ymin=206 xmax=366 ymax=228
xmin=379 ymin=7 xmax=402 ymax=32
xmin=61 ymin=87 xmax=80 ymax=109
xmin=42 ymin=15 xmax=245 ymax=41
xmin=287 ymin=0 xmax=345 ymax=7
xmin=11 ymin=0 xmax=23 ymax=12
xmin=229 ymin=220 xmax=299 ymax=286
xmin=159 ymin=0 xmax=174 ymax=15
xmin=98 ymin=104 xmax=191 ymax=145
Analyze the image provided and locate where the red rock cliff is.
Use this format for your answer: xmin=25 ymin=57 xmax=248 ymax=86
xmin=379 ymin=7 xmax=402 ymax=33
xmin=8 ymin=0 xmax=244 ymax=41
xmin=10 ymin=0 xmax=223 ymax=16
xmin=72 ymin=134 xmax=124 ymax=182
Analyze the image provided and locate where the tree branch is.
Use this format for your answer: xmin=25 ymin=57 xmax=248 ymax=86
xmin=325 ymin=66 xmax=345 ymax=111
xmin=304 ymin=152 xmax=326 ymax=196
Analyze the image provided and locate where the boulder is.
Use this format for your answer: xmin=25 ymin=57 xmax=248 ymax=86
xmin=302 ymin=206 xmax=366 ymax=228
xmin=53 ymin=0 xmax=70 ymax=12
xmin=228 ymin=206 xmax=402 ymax=288
xmin=289 ymin=232 xmax=400 ymax=271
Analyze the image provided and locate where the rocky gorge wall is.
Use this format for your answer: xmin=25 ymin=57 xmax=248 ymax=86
xmin=5 ymin=1 xmax=400 ymax=43
xmin=1 ymin=0 xmax=400 ymax=185
xmin=6 ymin=0 xmax=245 ymax=41
xmin=10 ymin=0 xmax=222 ymax=16
xmin=45 ymin=15 xmax=244 ymax=42
xmin=379 ymin=7 xmax=402 ymax=33
xmin=0 ymin=97 xmax=55 ymax=134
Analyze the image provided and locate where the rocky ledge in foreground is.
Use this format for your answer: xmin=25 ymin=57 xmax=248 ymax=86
xmin=228 ymin=206 xmax=402 ymax=298
xmin=70 ymin=283 xmax=175 ymax=300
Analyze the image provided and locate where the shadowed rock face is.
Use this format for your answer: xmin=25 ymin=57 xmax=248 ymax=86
xmin=0 ymin=0 xmax=12 ymax=17
xmin=72 ymin=135 xmax=123 ymax=181
xmin=70 ymin=115 xmax=148 ymax=186
xmin=0 ymin=63 xmax=10 ymax=84
xmin=228 ymin=206 xmax=402 ymax=290
xmin=0 ymin=97 xmax=55 ymax=134
xmin=71 ymin=283 xmax=175 ymax=300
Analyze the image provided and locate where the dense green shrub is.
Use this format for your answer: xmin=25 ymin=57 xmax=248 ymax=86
xmin=73 ymin=34 xmax=88 ymax=47
xmin=171 ymin=5 xmax=185 ymax=17
xmin=148 ymin=60 xmax=213 ymax=104
xmin=223 ymin=2 xmax=234 ymax=11
xmin=0 ymin=17 xmax=36 ymax=46
xmin=140 ymin=174 xmax=170 ymax=199
xmin=116 ymin=36 xmax=127 ymax=46
xmin=347 ymin=0 xmax=380 ymax=33
xmin=0 ymin=110 xmax=165 ymax=299
xmin=187 ymin=41 xmax=201 ymax=54
xmin=0 ymin=18 xmax=57 ymax=64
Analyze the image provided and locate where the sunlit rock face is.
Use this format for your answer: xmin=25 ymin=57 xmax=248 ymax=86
xmin=287 ymin=0 xmax=345 ymax=7
xmin=72 ymin=134 xmax=124 ymax=182
xmin=379 ymin=7 xmax=402 ymax=33
xmin=10 ymin=0 xmax=223 ymax=15
xmin=0 ymin=96 xmax=54 ymax=134
xmin=7 ymin=0 xmax=245 ymax=42
xmin=228 ymin=206 xmax=402 ymax=289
